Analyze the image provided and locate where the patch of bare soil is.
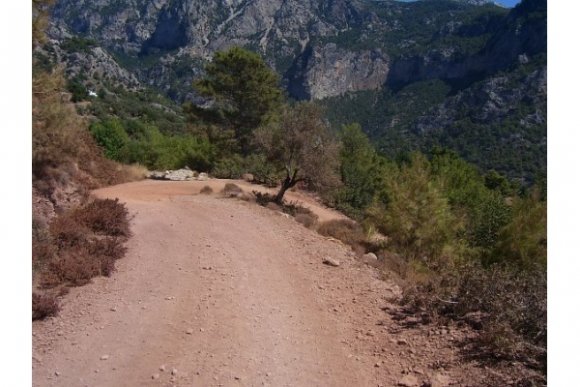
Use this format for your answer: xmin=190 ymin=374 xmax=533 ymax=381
xmin=33 ymin=179 xmax=507 ymax=386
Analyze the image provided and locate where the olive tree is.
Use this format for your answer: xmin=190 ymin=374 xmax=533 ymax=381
xmin=254 ymin=102 xmax=340 ymax=204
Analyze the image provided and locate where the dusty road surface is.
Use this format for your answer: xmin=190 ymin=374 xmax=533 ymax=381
xmin=32 ymin=180 xmax=484 ymax=387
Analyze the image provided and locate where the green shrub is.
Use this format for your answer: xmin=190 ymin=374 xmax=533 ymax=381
xmin=211 ymin=155 xmax=245 ymax=179
xmin=90 ymin=118 xmax=215 ymax=171
xmin=66 ymin=77 xmax=88 ymax=102
xmin=89 ymin=119 xmax=130 ymax=161
xmin=333 ymin=123 xmax=392 ymax=219
xmin=369 ymin=153 xmax=460 ymax=266
xmin=490 ymin=195 xmax=547 ymax=269
xmin=242 ymin=154 xmax=280 ymax=187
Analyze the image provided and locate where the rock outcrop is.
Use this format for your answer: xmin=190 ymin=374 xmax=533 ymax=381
xmin=287 ymin=44 xmax=389 ymax=100
xmin=148 ymin=168 xmax=203 ymax=181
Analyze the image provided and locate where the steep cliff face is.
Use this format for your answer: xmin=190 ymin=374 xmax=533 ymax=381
xmin=51 ymin=0 xmax=373 ymax=98
xmin=286 ymin=44 xmax=390 ymax=100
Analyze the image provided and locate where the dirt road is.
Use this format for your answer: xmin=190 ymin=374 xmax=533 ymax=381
xmin=32 ymin=180 xmax=481 ymax=387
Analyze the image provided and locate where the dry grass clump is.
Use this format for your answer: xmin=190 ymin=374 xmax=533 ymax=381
xmin=117 ymin=164 xmax=148 ymax=182
xmin=32 ymin=292 xmax=60 ymax=321
xmin=200 ymin=185 xmax=214 ymax=194
xmin=295 ymin=213 xmax=318 ymax=229
xmin=222 ymin=183 xmax=243 ymax=198
xmin=317 ymin=219 xmax=366 ymax=247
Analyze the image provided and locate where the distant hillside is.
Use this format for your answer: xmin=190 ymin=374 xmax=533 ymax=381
xmin=41 ymin=0 xmax=546 ymax=183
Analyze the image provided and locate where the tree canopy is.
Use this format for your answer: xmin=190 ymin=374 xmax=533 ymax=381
xmin=254 ymin=103 xmax=340 ymax=203
xmin=187 ymin=47 xmax=284 ymax=154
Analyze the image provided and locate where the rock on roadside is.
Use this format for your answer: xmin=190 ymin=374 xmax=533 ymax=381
xmin=148 ymin=168 xmax=205 ymax=181
xmin=323 ymin=257 xmax=341 ymax=267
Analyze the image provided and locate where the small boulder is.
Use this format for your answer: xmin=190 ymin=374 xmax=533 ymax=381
xmin=363 ymin=252 xmax=378 ymax=261
xmin=323 ymin=257 xmax=341 ymax=267
xmin=362 ymin=252 xmax=378 ymax=265
xmin=165 ymin=168 xmax=194 ymax=181
xmin=398 ymin=374 xmax=419 ymax=387
xmin=197 ymin=172 xmax=209 ymax=181
xmin=430 ymin=373 xmax=452 ymax=387
xmin=242 ymin=173 xmax=254 ymax=182
xmin=148 ymin=171 xmax=166 ymax=180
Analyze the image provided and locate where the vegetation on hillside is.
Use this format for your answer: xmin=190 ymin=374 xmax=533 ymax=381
xmin=33 ymin=0 xmax=139 ymax=320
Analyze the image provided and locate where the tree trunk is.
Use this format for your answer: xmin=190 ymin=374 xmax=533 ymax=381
xmin=274 ymin=168 xmax=299 ymax=204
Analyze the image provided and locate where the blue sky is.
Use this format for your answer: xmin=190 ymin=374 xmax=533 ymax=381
xmin=497 ymin=0 xmax=521 ymax=7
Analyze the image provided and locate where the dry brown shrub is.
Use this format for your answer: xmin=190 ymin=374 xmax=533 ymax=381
xmin=119 ymin=164 xmax=148 ymax=182
xmin=49 ymin=215 xmax=91 ymax=249
xmin=317 ymin=219 xmax=366 ymax=247
xmin=32 ymin=292 xmax=60 ymax=320
xmin=39 ymin=199 xmax=131 ymax=291
xmin=398 ymin=262 xmax=547 ymax=373
xmin=46 ymin=245 xmax=101 ymax=286
xmin=88 ymin=237 xmax=127 ymax=262
xmin=222 ymin=183 xmax=243 ymax=198
xmin=265 ymin=202 xmax=282 ymax=211
xmin=294 ymin=213 xmax=318 ymax=229
xmin=200 ymin=185 xmax=213 ymax=194
xmin=73 ymin=199 xmax=131 ymax=237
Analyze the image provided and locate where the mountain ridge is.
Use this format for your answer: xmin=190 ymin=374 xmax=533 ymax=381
xmin=43 ymin=0 xmax=546 ymax=182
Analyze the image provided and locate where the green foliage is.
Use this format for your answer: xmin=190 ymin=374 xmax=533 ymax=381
xmin=66 ymin=77 xmax=88 ymax=102
xmin=90 ymin=119 xmax=129 ymax=160
xmin=211 ymin=155 xmax=245 ymax=179
xmin=89 ymin=117 xmax=215 ymax=171
xmin=333 ymin=123 xmax=392 ymax=219
xmin=242 ymin=154 xmax=281 ymax=187
xmin=491 ymin=194 xmax=547 ymax=269
xmin=429 ymin=148 xmax=512 ymax=251
xmin=94 ymin=87 xmax=186 ymax=134
xmin=190 ymin=47 xmax=284 ymax=154
xmin=209 ymin=154 xmax=280 ymax=186
xmin=321 ymin=59 xmax=546 ymax=184
xmin=484 ymin=170 xmax=512 ymax=195
xmin=368 ymin=153 xmax=460 ymax=265
xmin=254 ymin=102 xmax=341 ymax=202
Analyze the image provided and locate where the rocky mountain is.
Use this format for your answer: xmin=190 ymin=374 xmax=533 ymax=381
xmin=42 ymin=0 xmax=546 ymax=182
